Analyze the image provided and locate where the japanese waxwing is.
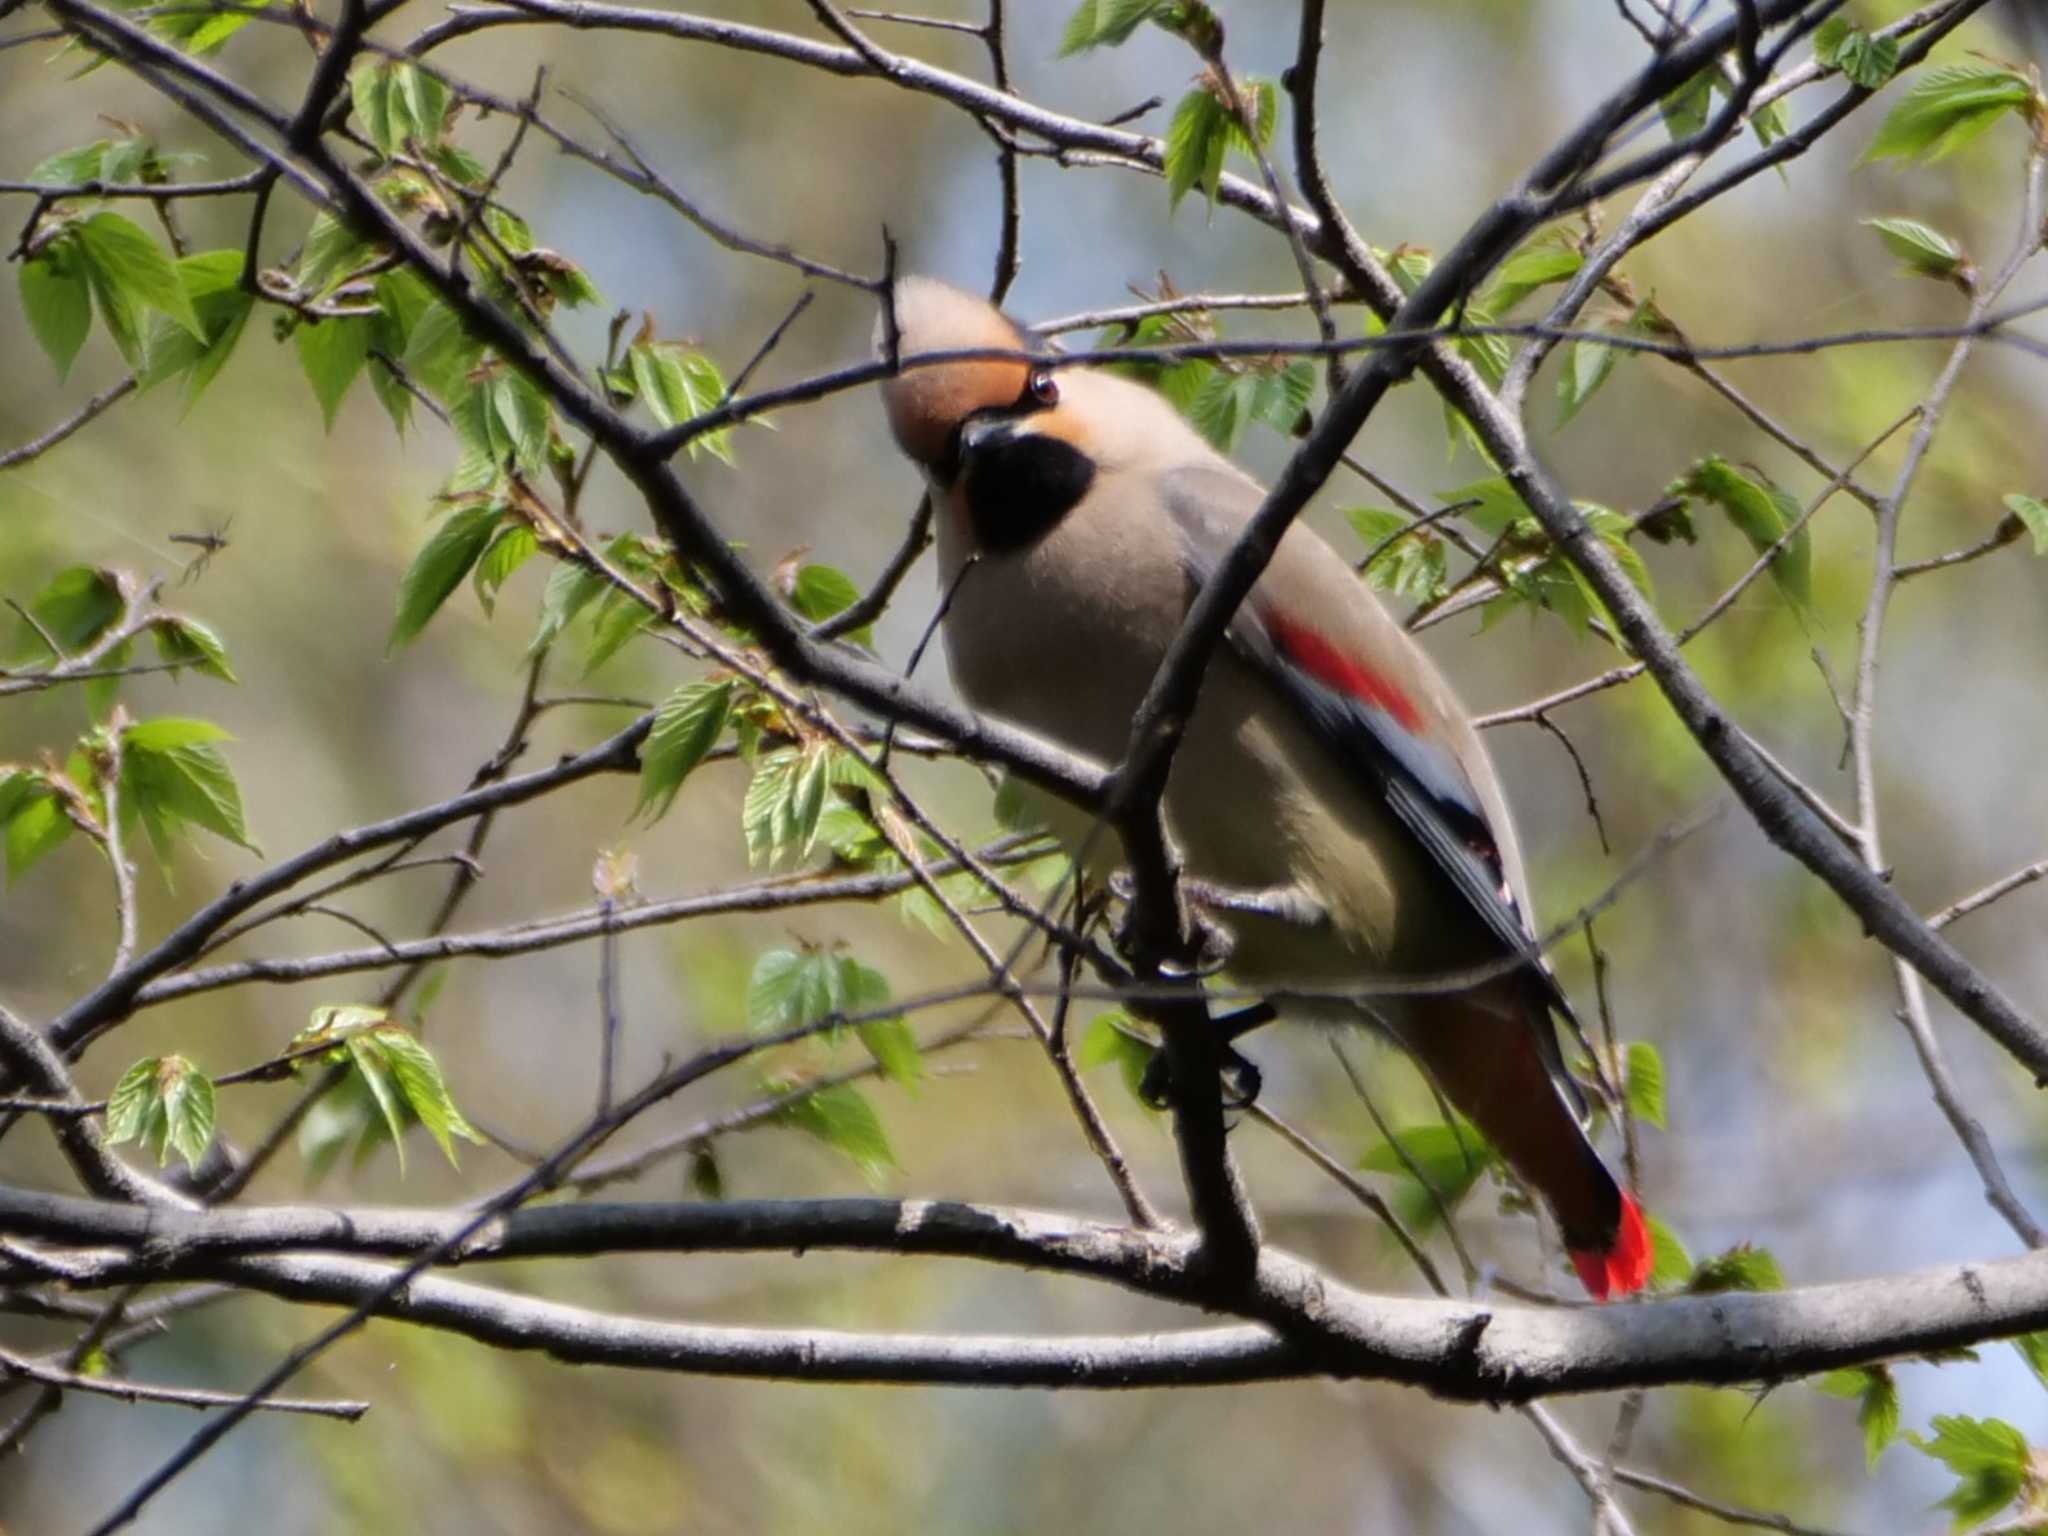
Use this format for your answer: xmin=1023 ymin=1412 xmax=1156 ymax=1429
xmin=875 ymin=277 xmax=1650 ymax=1301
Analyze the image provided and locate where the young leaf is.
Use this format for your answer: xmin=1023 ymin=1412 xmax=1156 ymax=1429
xmin=26 ymin=566 xmax=124 ymax=654
xmin=121 ymin=718 xmax=256 ymax=854
xmin=1358 ymin=1119 xmax=1496 ymax=1231
xmin=639 ymin=678 xmax=734 ymax=821
xmin=1163 ymin=86 xmax=1231 ymax=212
xmin=529 ymin=559 xmax=608 ymax=655
xmin=159 ymin=1057 xmax=217 ymax=1171
xmin=1076 ymin=1008 xmax=1160 ymax=1109
xmin=1864 ymin=217 xmax=1971 ymax=286
xmin=390 ymin=501 xmax=503 ymax=648
xmin=1483 ymin=241 xmax=1583 ymax=315
xmin=1623 ymin=1039 xmax=1667 ymax=1130
xmin=1660 ymin=66 xmax=1715 ymax=140
xmin=1814 ymin=1365 xmax=1902 ymax=1468
xmin=348 ymin=1031 xmax=413 ymax=1171
xmin=369 ymin=1024 xmax=481 ymax=1167
xmin=1058 ymin=0 xmax=1171 ymax=53
xmin=1864 ymin=63 xmax=2037 ymax=164
xmin=487 ymin=369 xmax=550 ymax=475
xmin=139 ymin=249 xmax=255 ymax=406
xmin=627 ymin=342 xmax=735 ymax=465
xmin=104 ymin=1056 xmax=160 ymax=1145
xmin=2012 ymin=1332 xmax=2048 ymax=1391
xmin=1908 ymin=1415 xmax=2029 ymax=1530
xmin=74 ymin=212 xmax=202 ymax=339
xmin=19 ymin=243 xmax=94 ymax=379
xmin=2002 ymin=493 xmax=2048 ymax=554
xmin=298 ymin=211 xmax=376 ymax=299
xmin=1556 ymin=335 xmax=1621 ymax=427
xmin=842 ymin=956 xmax=922 ymax=1085
xmin=1817 ymin=23 xmax=1901 ymax=90
xmin=772 ymin=1081 xmax=896 ymax=1184
xmin=296 ymin=315 xmax=374 ymax=431
xmin=4 ymin=788 xmax=72 ymax=882
xmin=784 ymin=563 xmax=867 ymax=642
xmin=1642 ymin=1210 xmax=1692 ymax=1288
xmin=1688 ymin=1243 xmax=1783 ymax=1294
xmin=471 ymin=522 xmax=537 ymax=614
xmin=104 ymin=1055 xmax=214 ymax=1171
xmin=1668 ymin=455 xmax=1811 ymax=615
xmin=151 ymin=616 xmax=237 ymax=683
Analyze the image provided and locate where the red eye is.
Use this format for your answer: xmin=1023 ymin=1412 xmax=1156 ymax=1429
xmin=1028 ymin=370 xmax=1059 ymax=407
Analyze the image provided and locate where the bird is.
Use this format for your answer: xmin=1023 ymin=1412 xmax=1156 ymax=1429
xmin=874 ymin=276 xmax=1651 ymax=1301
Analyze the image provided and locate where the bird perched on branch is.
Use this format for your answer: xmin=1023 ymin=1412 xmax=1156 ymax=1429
xmin=875 ymin=276 xmax=1649 ymax=1301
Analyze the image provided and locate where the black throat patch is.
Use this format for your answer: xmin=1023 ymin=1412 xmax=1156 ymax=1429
xmin=960 ymin=432 xmax=1096 ymax=554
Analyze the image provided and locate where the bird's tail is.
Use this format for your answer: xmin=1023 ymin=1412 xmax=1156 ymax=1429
xmin=1390 ymin=982 xmax=1651 ymax=1301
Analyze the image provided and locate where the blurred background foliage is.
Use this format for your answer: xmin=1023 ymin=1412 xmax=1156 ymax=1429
xmin=4 ymin=0 xmax=2048 ymax=1530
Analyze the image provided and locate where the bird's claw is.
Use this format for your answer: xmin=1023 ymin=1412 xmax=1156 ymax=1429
xmin=1137 ymin=1041 xmax=1263 ymax=1113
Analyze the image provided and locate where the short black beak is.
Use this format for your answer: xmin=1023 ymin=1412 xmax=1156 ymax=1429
xmin=957 ymin=415 xmax=1018 ymax=461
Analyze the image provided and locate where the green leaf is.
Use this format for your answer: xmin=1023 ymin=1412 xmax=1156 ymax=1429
xmin=639 ymin=679 xmax=734 ymax=821
xmin=1058 ymin=0 xmax=1171 ymax=53
xmin=353 ymin=60 xmax=450 ymax=157
xmin=1687 ymin=1243 xmax=1783 ymax=1294
xmin=347 ymin=1031 xmax=412 ymax=1172
xmin=1623 ymin=1040 xmax=1667 ymax=1130
xmin=159 ymin=1057 xmax=217 ymax=1171
xmin=121 ymin=716 xmax=229 ymax=752
xmin=1818 ymin=22 xmax=1901 ymax=90
xmin=103 ymin=1055 xmax=213 ymax=1171
xmin=403 ymin=305 xmax=482 ymax=411
xmin=30 ymin=141 xmax=117 ymax=186
xmin=1646 ymin=1210 xmax=1692 ymax=1289
xmin=627 ymin=342 xmax=733 ymax=464
xmin=366 ymin=269 xmax=434 ymax=433
xmin=19 ymin=243 xmax=93 ymax=379
xmin=1556 ymin=334 xmax=1621 ymax=427
xmin=2002 ymin=494 xmax=2048 ymax=554
xmin=1864 ymin=217 xmax=1970 ymax=283
xmin=1076 ymin=1008 xmax=1159 ymax=1109
xmin=1660 ymin=66 xmax=1716 ymax=140
xmin=488 ymin=369 xmax=550 ymax=475
xmin=151 ymin=616 xmax=237 ymax=683
xmin=104 ymin=1056 xmax=160 ymax=1145
xmin=1814 ymin=1365 xmax=1902 ymax=1468
xmin=1358 ymin=1119 xmax=1495 ymax=1231
xmin=27 ymin=566 xmax=124 ymax=654
xmin=4 ymin=789 xmax=72 ymax=882
xmin=74 ymin=212 xmax=201 ymax=339
xmin=772 ymin=1081 xmax=896 ymax=1184
xmin=369 ymin=1024 xmax=481 ymax=1167
xmin=138 ymin=249 xmax=254 ymax=406
xmin=742 ymin=747 xmax=833 ymax=866
xmin=529 ymin=559 xmax=608 ymax=654
xmin=390 ymin=501 xmax=502 ymax=648
xmin=471 ymin=522 xmax=537 ymax=615
xmin=298 ymin=211 xmax=376 ymax=299
xmin=1248 ymin=359 xmax=1314 ymax=437
xmin=1865 ymin=63 xmax=2036 ymax=163
xmin=2012 ymin=1332 xmax=2048 ymax=1391
xmin=121 ymin=722 xmax=256 ymax=853
xmin=296 ymin=315 xmax=375 ymax=431
xmin=581 ymin=591 xmax=655 ymax=674
xmin=785 ymin=563 xmax=868 ymax=644
xmin=1668 ymin=455 xmax=1811 ymax=615
xmin=1909 ymin=1415 xmax=2029 ymax=1530
xmin=1163 ymin=87 xmax=1231 ymax=212
xmin=1483 ymin=240 xmax=1582 ymax=315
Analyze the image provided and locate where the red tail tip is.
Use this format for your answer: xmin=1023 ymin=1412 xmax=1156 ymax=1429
xmin=1569 ymin=1193 xmax=1652 ymax=1302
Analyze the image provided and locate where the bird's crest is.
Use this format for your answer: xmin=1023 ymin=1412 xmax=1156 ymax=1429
xmin=877 ymin=277 xmax=1036 ymax=467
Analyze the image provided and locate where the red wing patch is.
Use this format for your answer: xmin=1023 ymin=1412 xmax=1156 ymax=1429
xmin=1266 ymin=615 xmax=1425 ymax=733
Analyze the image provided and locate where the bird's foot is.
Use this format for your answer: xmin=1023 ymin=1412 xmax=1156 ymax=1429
xmin=1137 ymin=1039 xmax=1264 ymax=1113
